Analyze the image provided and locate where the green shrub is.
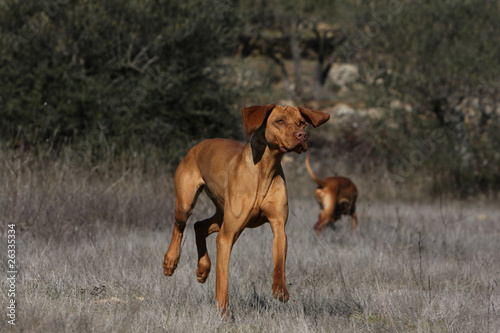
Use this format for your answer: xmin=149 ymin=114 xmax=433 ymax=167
xmin=0 ymin=0 xmax=241 ymax=163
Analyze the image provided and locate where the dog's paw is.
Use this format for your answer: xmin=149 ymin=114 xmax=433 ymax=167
xmin=272 ymin=283 xmax=289 ymax=302
xmin=163 ymin=258 xmax=178 ymax=276
xmin=196 ymin=259 xmax=211 ymax=283
xmin=196 ymin=269 xmax=210 ymax=283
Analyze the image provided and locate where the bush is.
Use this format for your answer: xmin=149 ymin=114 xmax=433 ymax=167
xmin=350 ymin=0 xmax=500 ymax=197
xmin=0 ymin=0 xmax=241 ymax=163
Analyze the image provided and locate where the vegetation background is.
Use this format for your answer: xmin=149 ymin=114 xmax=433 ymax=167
xmin=0 ymin=0 xmax=499 ymax=332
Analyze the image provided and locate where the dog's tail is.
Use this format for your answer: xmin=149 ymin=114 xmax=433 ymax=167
xmin=305 ymin=151 xmax=322 ymax=186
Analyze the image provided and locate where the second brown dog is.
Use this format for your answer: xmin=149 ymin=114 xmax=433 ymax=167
xmin=305 ymin=152 xmax=358 ymax=235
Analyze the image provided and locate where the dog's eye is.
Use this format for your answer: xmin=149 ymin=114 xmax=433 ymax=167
xmin=276 ymin=119 xmax=285 ymax=124
xmin=299 ymin=120 xmax=306 ymax=126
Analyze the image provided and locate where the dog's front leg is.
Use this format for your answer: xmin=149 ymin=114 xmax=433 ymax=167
xmin=215 ymin=222 xmax=240 ymax=319
xmin=262 ymin=176 xmax=290 ymax=302
xmin=270 ymin=217 xmax=289 ymax=302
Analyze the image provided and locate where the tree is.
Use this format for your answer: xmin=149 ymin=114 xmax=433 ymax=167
xmin=0 ymin=0 xmax=241 ymax=162
xmin=237 ymin=0 xmax=347 ymax=99
xmin=356 ymin=0 xmax=500 ymax=195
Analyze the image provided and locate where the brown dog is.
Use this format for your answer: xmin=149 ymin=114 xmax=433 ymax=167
xmin=305 ymin=152 xmax=358 ymax=235
xmin=163 ymin=104 xmax=330 ymax=317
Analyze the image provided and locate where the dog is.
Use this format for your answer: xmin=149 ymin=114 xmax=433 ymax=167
xmin=305 ymin=151 xmax=358 ymax=235
xmin=163 ymin=104 xmax=330 ymax=318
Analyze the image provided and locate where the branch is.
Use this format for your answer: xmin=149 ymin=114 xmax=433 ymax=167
xmin=118 ymin=43 xmax=159 ymax=73
xmin=267 ymin=51 xmax=293 ymax=98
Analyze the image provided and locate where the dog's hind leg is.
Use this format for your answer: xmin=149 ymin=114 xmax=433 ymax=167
xmin=313 ymin=190 xmax=335 ymax=235
xmin=349 ymin=198 xmax=357 ymax=232
xmin=194 ymin=211 xmax=222 ymax=283
xmin=163 ymin=159 xmax=204 ymax=276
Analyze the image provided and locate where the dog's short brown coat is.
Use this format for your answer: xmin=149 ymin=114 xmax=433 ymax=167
xmin=305 ymin=152 xmax=358 ymax=234
xmin=163 ymin=104 xmax=330 ymax=317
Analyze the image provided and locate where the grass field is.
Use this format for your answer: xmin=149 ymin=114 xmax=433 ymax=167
xmin=1 ymin=152 xmax=499 ymax=332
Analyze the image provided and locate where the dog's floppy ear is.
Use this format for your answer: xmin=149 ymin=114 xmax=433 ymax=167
xmin=298 ymin=107 xmax=330 ymax=128
xmin=241 ymin=104 xmax=276 ymax=135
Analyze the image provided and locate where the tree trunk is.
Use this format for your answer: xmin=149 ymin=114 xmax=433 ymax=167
xmin=289 ymin=20 xmax=303 ymax=97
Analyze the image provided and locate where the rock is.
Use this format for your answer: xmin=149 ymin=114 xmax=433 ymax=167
xmin=277 ymin=99 xmax=296 ymax=107
xmin=327 ymin=63 xmax=360 ymax=87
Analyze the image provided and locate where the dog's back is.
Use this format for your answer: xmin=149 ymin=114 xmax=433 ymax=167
xmin=325 ymin=176 xmax=357 ymax=204
xmin=323 ymin=176 xmax=357 ymax=218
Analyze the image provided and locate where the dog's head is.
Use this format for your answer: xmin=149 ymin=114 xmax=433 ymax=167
xmin=241 ymin=104 xmax=330 ymax=154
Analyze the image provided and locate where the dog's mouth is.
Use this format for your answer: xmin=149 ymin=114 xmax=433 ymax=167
xmin=279 ymin=146 xmax=291 ymax=153
xmin=280 ymin=140 xmax=307 ymax=154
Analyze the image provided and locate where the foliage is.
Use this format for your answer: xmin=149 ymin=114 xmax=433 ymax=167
xmin=0 ymin=0 xmax=241 ymax=162
xmin=348 ymin=0 xmax=500 ymax=197
xmin=237 ymin=0 xmax=345 ymax=98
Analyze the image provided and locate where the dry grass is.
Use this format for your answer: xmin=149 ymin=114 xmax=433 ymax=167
xmin=1 ymin=150 xmax=499 ymax=332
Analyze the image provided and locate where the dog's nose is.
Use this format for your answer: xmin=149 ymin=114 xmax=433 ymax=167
xmin=296 ymin=130 xmax=307 ymax=141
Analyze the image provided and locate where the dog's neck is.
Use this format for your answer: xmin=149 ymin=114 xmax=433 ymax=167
xmin=249 ymin=129 xmax=283 ymax=175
